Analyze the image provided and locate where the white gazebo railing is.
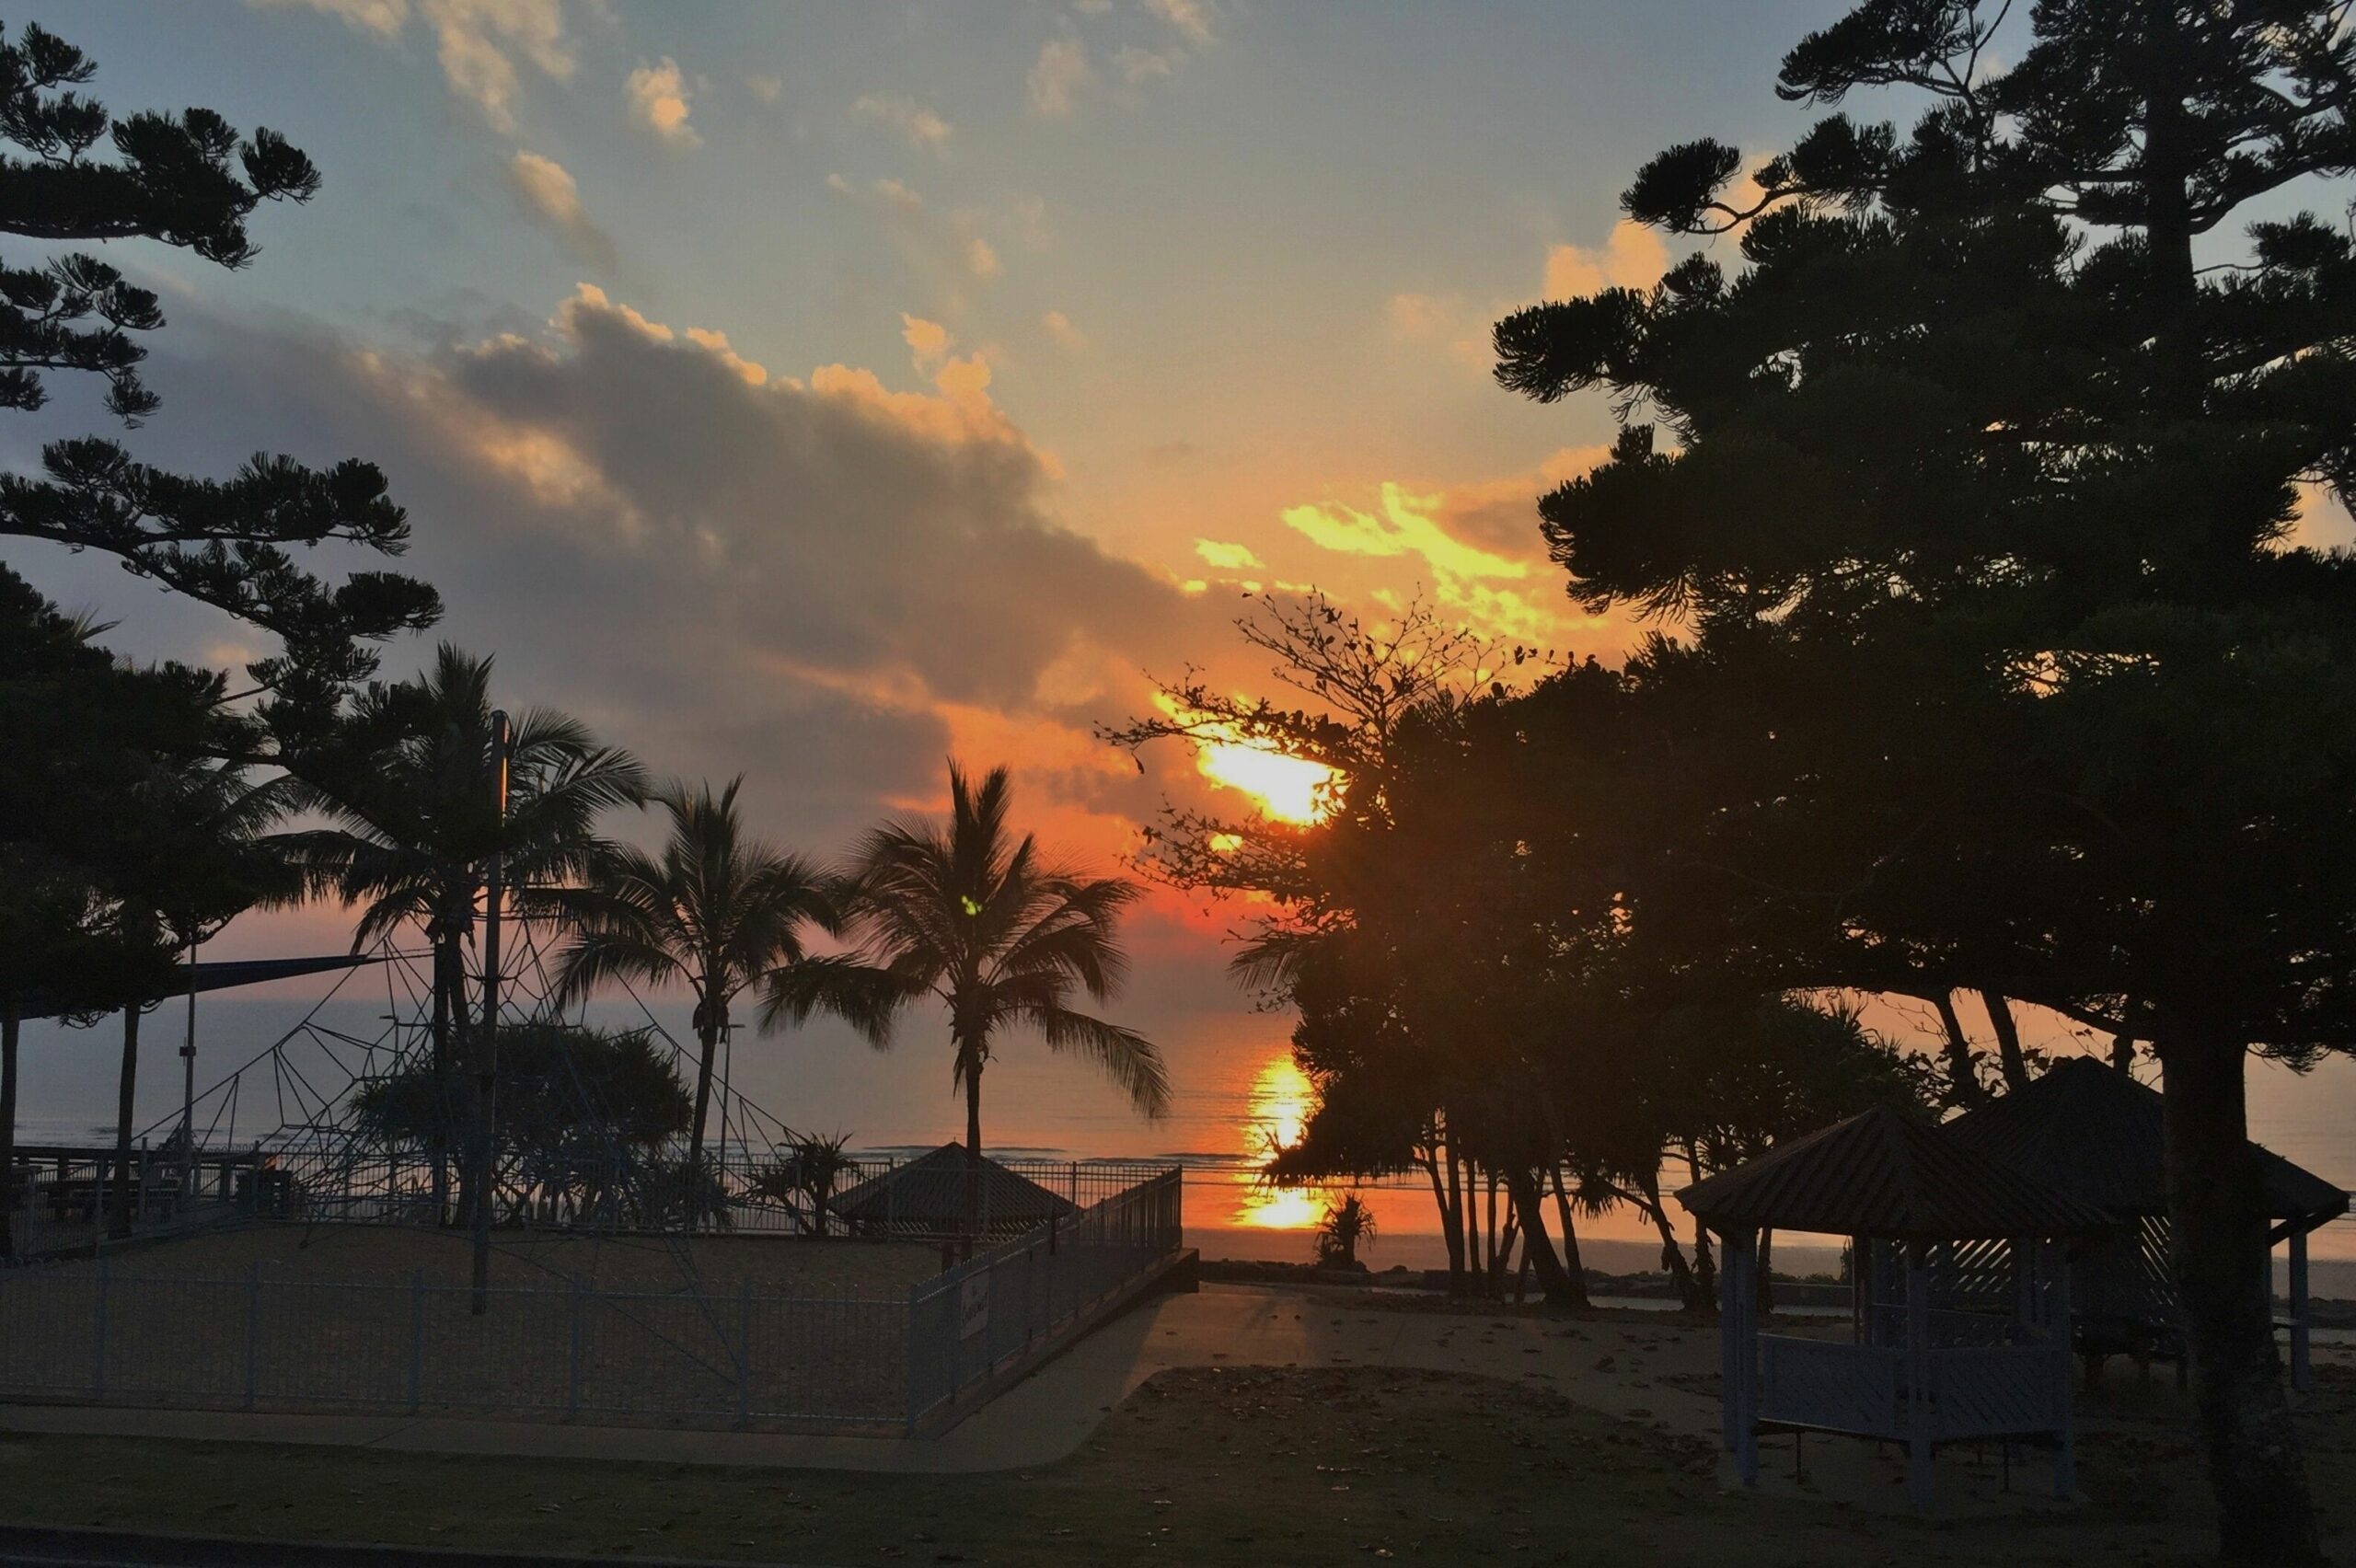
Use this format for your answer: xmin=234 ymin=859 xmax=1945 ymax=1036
xmin=1926 ymin=1343 xmax=2070 ymax=1439
xmin=1759 ymin=1336 xmax=1901 ymax=1435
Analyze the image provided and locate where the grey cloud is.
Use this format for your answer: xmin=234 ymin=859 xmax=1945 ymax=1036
xmin=0 ymin=292 xmax=1233 ymax=846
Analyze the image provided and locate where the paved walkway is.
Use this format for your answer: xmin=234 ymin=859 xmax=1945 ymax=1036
xmin=0 ymin=1285 xmax=1724 ymax=1472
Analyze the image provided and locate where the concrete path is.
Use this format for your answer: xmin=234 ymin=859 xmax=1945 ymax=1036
xmin=0 ymin=1285 xmax=1724 ymax=1472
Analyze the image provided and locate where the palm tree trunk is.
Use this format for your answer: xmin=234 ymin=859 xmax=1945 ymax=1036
xmin=2 ymin=1001 xmax=19 ymax=1259
xmin=110 ymin=1005 xmax=140 ymax=1240
xmin=685 ymin=1011 xmax=722 ymax=1231
xmin=963 ymin=1046 xmax=984 ymax=1258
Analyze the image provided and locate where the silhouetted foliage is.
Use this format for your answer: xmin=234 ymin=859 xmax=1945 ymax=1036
xmin=0 ymin=18 xmax=436 ymax=724
xmin=763 ymin=760 xmax=1165 ymax=1247
xmin=748 ymin=1131 xmax=859 ymax=1237
xmin=1493 ymin=3 xmax=2356 ymax=1555
xmin=282 ymin=645 xmax=645 ymax=1225
xmin=351 ymin=1021 xmax=692 ymax=1228
xmin=1313 ymin=1193 xmax=1376 ymax=1270
xmin=550 ymin=777 xmax=837 ymax=1223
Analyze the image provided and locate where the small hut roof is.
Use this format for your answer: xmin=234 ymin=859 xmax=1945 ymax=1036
xmin=1946 ymin=1057 xmax=2349 ymax=1225
xmin=830 ymin=1143 xmax=1079 ymax=1228
xmin=1677 ymin=1106 xmax=2111 ymax=1241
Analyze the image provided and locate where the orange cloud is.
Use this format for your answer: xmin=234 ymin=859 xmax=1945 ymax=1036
xmin=1542 ymin=218 xmax=1669 ymax=300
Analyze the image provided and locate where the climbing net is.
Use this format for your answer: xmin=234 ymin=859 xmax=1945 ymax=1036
xmin=144 ymin=914 xmax=821 ymax=1247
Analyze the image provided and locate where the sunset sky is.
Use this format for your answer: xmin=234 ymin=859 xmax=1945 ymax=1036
xmin=10 ymin=1 xmax=2352 ymax=1240
xmin=10 ymin=2 xmax=1836 ymax=933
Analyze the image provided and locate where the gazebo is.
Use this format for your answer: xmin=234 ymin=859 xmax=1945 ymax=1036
xmin=1679 ymin=1107 xmax=2110 ymax=1508
xmin=1946 ymin=1056 xmax=2350 ymax=1390
xmin=830 ymin=1143 xmax=1079 ymax=1240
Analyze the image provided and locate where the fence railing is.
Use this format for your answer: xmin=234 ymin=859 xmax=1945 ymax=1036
xmin=904 ymin=1169 xmax=1184 ymax=1429
xmin=0 ymin=1167 xmax=1184 ymax=1433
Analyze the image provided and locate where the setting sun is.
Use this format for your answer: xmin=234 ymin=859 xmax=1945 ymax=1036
xmin=1195 ymin=740 xmax=1336 ymax=825
xmin=1235 ymin=1055 xmax=1324 ymax=1228
xmin=1151 ymin=693 xmax=1340 ymax=824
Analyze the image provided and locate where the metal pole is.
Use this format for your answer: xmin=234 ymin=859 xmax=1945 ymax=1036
xmin=469 ymin=710 xmax=512 ymax=1318
xmin=2289 ymin=1226 xmax=2312 ymax=1393
xmin=179 ymin=939 xmax=197 ymax=1198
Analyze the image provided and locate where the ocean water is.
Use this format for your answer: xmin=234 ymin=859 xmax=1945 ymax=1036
xmin=12 ymin=979 xmax=2353 ymax=1294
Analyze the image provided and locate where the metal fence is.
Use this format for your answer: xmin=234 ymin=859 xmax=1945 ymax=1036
xmin=0 ymin=1168 xmax=1183 ymax=1434
xmin=8 ymin=1140 xmax=1172 ymax=1258
xmin=906 ymin=1168 xmax=1184 ymax=1428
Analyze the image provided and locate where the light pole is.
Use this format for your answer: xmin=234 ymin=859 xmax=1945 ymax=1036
xmin=468 ymin=709 xmax=511 ymax=1317
xmin=179 ymin=938 xmax=197 ymax=1198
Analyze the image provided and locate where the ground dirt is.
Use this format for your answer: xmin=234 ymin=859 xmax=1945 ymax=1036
xmin=2 ymin=1358 xmax=2348 ymax=1565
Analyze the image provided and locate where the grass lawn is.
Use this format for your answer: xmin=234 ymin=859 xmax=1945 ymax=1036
xmin=2 ymin=1362 xmax=2350 ymax=1565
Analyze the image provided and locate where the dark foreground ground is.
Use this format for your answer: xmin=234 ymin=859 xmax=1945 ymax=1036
xmin=0 ymin=1358 xmax=2349 ymax=1566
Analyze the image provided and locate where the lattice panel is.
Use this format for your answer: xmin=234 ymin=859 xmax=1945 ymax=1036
xmin=1759 ymin=1335 xmax=1902 ymax=1436
xmin=1928 ymin=1345 xmax=2062 ymax=1438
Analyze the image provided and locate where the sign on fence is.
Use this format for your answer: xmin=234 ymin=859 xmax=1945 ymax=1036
xmin=959 ymin=1272 xmax=989 ymax=1340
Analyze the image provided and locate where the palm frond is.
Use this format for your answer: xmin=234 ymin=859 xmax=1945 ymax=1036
xmin=1028 ymin=1004 xmax=1170 ymax=1118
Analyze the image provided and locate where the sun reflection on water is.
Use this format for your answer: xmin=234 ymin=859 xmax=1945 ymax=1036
xmin=1236 ymin=1055 xmax=1325 ymax=1229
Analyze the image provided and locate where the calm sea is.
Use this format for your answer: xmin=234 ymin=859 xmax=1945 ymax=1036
xmin=13 ymin=986 xmax=2352 ymax=1296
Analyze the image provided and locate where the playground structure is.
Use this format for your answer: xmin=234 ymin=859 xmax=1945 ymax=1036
xmin=0 ymin=913 xmax=1194 ymax=1435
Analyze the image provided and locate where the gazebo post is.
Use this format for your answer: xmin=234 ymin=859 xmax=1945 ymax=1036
xmin=1850 ymin=1234 xmax=1867 ymax=1345
xmin=2051 ymin=1239 xmax=2074 ymax=1500
xmin=1721 ymin=1226 xmax=1760 ymax=1483
xmin=2288 ymin=1224 xmax=2312 ymax=1393
xmin=1718 ymin=1224 xmax=1739 ymax=1451
xmin=1905 ymin=1239 xmax=1934 ymax=1511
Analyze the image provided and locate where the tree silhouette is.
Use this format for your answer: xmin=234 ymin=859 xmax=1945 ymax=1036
xmin=0 ymin=20 xmax=436 ymax=722
xmin=763 ymin=761 xmax=1166 ymax=1248
xmin=0 ymin=571 xmax=258 ymax=1255
xmin=351 ymin=1021 xmax=692 ymax=1228
xmin=283 ymin=646 xmax=645 ymax=1226
xmin=1493 ymin=3 xmax=2356 ymax=1554
xmin=550 ymin=778 xmax=837 ymax=1225
xmin=102 ymin=761 xmax=300 ymax=1238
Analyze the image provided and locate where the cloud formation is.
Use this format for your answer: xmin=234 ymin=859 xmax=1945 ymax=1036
xmin=1027 ymin=38 xmax=1093 ymax=119
xmin=258 ymin=0 xmax=573 ymax=133
xmin=625 ymin=56 xmax=700 ymax=147
xmin=1542 ymin=218 xmax=1669 ymax=300
xmin=853 ymin=92 xmax=953 ymax=153
xmin=1142 ymin=0 xmax=1216 ymax=48
xmin=826 ymin=175 xmax=1008 ymax=294
xmin=505 ymin=151 xmax=615 ymax=271
xmin=56 ymin=288 xmax=1272 ymax=870
xmin=1041 ymin=310 xmax=1088 ymax=352
xmin=1282 ymin=484 xmax=1558 ymax=641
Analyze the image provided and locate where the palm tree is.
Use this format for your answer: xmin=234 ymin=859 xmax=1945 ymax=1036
xmin=282 ymin=644 xmax=645 ymax=1225
xmin=549 ymin=778 xmax=837 ymax=1225
xmin=763 ymin=761 xmax=1169 ymax=1244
